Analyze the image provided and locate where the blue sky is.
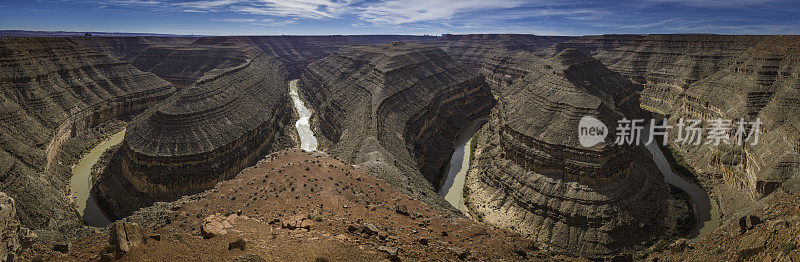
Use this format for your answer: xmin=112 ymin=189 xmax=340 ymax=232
xmin=1 ymin=0 xmax=799 ymax=36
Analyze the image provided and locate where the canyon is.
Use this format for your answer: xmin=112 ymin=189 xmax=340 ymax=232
xmin=298 ymin=42 xmax=495 ymax=216
xmin=463 ymin=48 xmax=686 ymax=258
xmin=0 ymin=37 xmax=175 ymax=234
xmin=0 ymin=34 xmax=797 ymax=261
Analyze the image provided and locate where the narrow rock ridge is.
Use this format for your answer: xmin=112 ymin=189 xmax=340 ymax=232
xmin=299 ymin=43 xmax=495 ymax=216
xmin=466 ymin=49 xmax=682 ymax=257
xmin=116 ymin=48 xmax=293 ymax=205
xmin=0 ymin=37 xmax=175 ymax=229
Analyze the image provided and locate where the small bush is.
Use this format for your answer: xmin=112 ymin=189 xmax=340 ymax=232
xmin=781 ymin=242 xmax=796 ymax=255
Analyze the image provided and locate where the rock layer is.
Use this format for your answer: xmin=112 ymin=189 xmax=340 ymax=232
xmin=300 ymin=43 xmax=494 ymax=215
xmin=106 ymin=36 xmax=434 ymax=85
xmin=118 ymin=46 xmax=293 ymax=204
xmin=466 ymin=49 xmax=679 ymax=257
xmin=590 ymin=35 xmax=800 ymax=215
xmin=68 ymin=36 xmax=197 ymax=60
xmin=661 ymin=37 xmax=800 ymax=207
xmin=0 ymin=37 xmax=175 ymax=229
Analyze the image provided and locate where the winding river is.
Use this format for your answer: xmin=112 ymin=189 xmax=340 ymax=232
xmin=642 ymin=126 xmax=720 ymax=239
xmin=69 ymin=129 xmax=124 ymax=227
xmin=289 ymin=79 xmax=317 ymax=151
xmin=439 ymin=118 xmax=487 ymax=214
xmin=439 ymin=118 xmax=719 ymax=239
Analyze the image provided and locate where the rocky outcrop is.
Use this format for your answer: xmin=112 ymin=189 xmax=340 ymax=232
xmin=465 ymin=49 xmax=681 ymax=257
xmin=300 ymin=43 xmax=494 ymax=216
xmin=108 ymin=221 xmax=147 ymax=254
xmin=45 ymin=150 xmax=544 ymax=261
xmin=109 ymin=46 xmax=293 ymax=212
xmin=0 ymin=37 xmax=175 ymax=229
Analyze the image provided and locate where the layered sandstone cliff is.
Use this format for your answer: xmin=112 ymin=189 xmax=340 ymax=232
xmin=114 ymin=36 xmax=433 ymax=85
xmin=68 ymin=36 xmax=197 ymax=60
xmin=299 ymin=42 xmax=494 ymax=216
xmin=585 ymin=35 xmax=800 ymax=216
xmin=246 ymin=35 xmax=434 ymax=78
xmin=97 ymin=46 xmax=293 ymax=218
xmin=427 ymin=35 xmax=575 ymax=92
xmin=662 ymin=37 xmax=800 ymax=213
xmin=0 ymin=37 xmax=175 ymax=229
xmin=431 ymin=34 xmax=574 ymax=63
xmin=465 ymin=49 xmax=682 ymax=257
xmin=126 ymin=38 xmax=258 ymax=86
xmin=548 ymin=34 xmax=645 ymax=56
xmin=595 ymin=34 xmax=772 ymax=113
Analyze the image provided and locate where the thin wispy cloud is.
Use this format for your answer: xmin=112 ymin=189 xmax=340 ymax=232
xmin=4 ymin=0 xmax=798 ymax=35
xmin=358 ymin=0 xmax=524 ymax=24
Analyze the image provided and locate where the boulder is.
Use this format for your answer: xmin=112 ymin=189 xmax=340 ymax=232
xmin=108 ymin=221 xmax=148 ymax=254
xmin=281 ymin=215 xmax=311 ymax=230
xmin=228 ymin=238 xmax=246 ymax=251
xmin=737 ymin=232 xmax=767 ymax=260
xmin=202 ymin=222 xmax=227 ymax=239
xmin=394 ymin=205 xmax=409 ymax=216
xmin=53 ymin=243 xmax=70 ymax=254
xmin=739 ymin=215 xmax=763 ymax=234
xmin=201 ymin=214 xmax=235 ymax=239
xmin=378 ymin=245 xmax=399 ymax=260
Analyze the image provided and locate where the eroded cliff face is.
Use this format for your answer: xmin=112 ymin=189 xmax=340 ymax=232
xmin=431 ymin=34 xmax=574 ymax=64
xmin=661 ymin=37 xmax=800 ymax=214
xmin=465 ymin=49 xmax=684 ymax=258
xmin=426 ymin=35 xmax=576 ymax=92
xmin=97 ymin=36 xmax=435 ymax=85
xmin=245 ymin=35 xmax=435 ymax=78
xmin=0 ymin=37 xmax=175 ymax=229
xmin=68 ymin=36 xmax=197 ymax=60
xmin=595 ymin=35 xmax=772 ymax=114
xmin=577 ymin=35 xmax=800 ymax=217
xmin=126 ymin=38 xmax=258 ymax=86
xmin=299 ymin=42 xmax=494 ymax=216
xmin=548 ymin=34 xmax=645 ymax=56
xmin=96 ymin=45 xmax=294 ymax=218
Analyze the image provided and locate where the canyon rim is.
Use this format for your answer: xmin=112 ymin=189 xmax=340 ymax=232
xmin=1 ymin=1 xmax=800 ymax=261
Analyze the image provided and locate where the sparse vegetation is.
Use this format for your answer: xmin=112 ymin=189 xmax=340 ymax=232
xmin=781 ymin=242 xmax=796 ymax=255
